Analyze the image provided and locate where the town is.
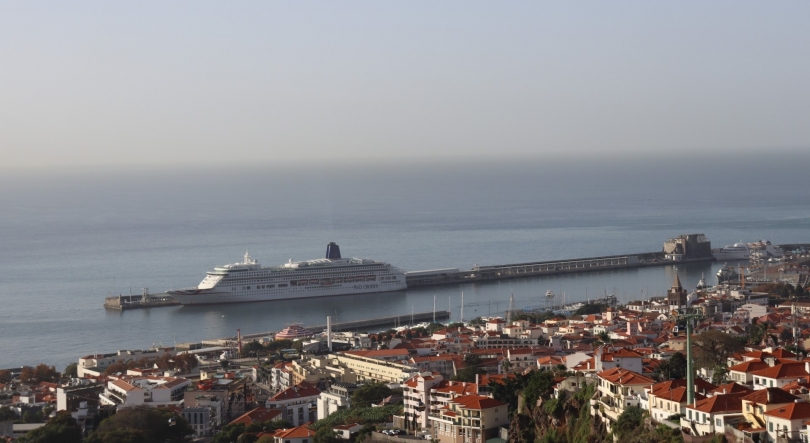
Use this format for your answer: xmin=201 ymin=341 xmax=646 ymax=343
xmin=2 ymin=246 xmax=810 ymax=443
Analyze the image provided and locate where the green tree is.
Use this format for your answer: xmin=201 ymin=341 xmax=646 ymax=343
xmin=575 ymin=303 xmax=607 ymax=316
xmin=750 ymin=321 xmax=767 ymax=345
xmin=351 ymin=382 xmax=393 ymax=408
xmin=489 ymin=373 xmax=526 ymax=413
xmin=613 ymin=406 xmax=644 ymax=441
xmin=597 ymin=331 xmax=609 ymax=342
xmin=266 ymin=339 xmax=294 ymax=353
xmin=426 ymin=323 xmax=445 ymax=333
xmin=103 ymin=361 xmax=136 ymax=377
xmin=213 ymin=423 xmax=246 ymax=443
xmin=243 ymin=341 xmax=265 ymax=355
xmin=0 ymin=406 xmax=18 ymax=421
xmin=469 ymin=317 xmax=485 ymax=326
xmin=354 ymin=424 xmax=376 ymax=443
xmin=22 ymin=410 xmax=43 ymax=423
xmin=20 ymin=364 xmax=60 ymax=384
xmin=84 ymin=429 xmax=149 ymax=443
xmin=712 ymin=365 xmax=729 ymax=386
xmin=452 ymin=354 xmax=487 ymax=383
xmin=0 ymin=369 xmax=11 ymax=384
xmin=86 ymin=406 xmax=192 ymax=443
xmin=523 ymin=370 xmax=555 ymax=407
xmin=63 ymin=363 xmax=78 ymax=379
xmin=16 ymin=412 xmax=83 ymax=443
xmin=693 ymin=329 xmax=744 ymax=370
xmin=657 ymin=352 xmax=687 ymax=380
xmin=313 ymin=426 xmax=340 ymax=443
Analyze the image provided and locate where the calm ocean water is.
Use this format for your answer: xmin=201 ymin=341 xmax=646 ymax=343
xmin=1 ymin=156 xmax=808 ymax=369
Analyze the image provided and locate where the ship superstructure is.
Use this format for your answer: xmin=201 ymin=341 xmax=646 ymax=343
xmin=169 ymin=242 xmax=406 ymax=305
xmin=712 ymin=243 xmax=751 ymax=261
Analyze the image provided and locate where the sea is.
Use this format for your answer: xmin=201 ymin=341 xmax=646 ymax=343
xmin=1 ymin=154 xmax=809 ymax=370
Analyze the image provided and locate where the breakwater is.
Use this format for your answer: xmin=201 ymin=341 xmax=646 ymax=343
xmin=405 ymin=252 xmax=714 ymax=288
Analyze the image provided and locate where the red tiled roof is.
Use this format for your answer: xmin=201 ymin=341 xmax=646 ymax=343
xmin=597 ymin=368 xmax=655 ymax=386
xmin=741 ymin=388 xmax=799 ymax=405
xmin=687 ymin=392 xmax=748 ymax=414
xmin=728 ymin=361 xmax=770 ymax=374
xmin=269 ymin=381 xmax=321 ymax=402
xmin=230 ymin=406 xmax=283 ymax=426
xmin=710 ymin=382 xmax=754 ymax=395
xmin=450 ymin=394 xmax=506 ymax=410
xmin=764 ymin=402 xmax=810 ymax=420
xmin=274 ymin=424 xmax=317 ymax=439
xmin=751 ymin=362 xmax=809 ymax=380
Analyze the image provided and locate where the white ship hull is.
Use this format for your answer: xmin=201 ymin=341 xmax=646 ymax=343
xmin=170 ymin=279 xmax=406 ymax=305
xmin=712 ymin=250 xmax=750 ymax=261
xmin=167 ymin=243 xmax=407 ymax=305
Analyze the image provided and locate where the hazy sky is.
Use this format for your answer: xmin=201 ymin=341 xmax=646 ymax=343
xmin=1 ymin=2 xmax=808 ymax=171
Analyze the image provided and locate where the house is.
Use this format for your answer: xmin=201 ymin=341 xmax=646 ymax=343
xmin=271 ymin=424 xmax=317 ymax=443
xmin=182 ymin=406 xmax=215 ymax=438
xmin=506 ymin=348 xmax=536 ymax=371
xmin=763 ymin=401 xmax=810 ymax=442
xmin=266 ymin=382 xmax=321 ymax=427
xmin=682 ymin=393 xmax=747 ymax=437
xmin=727 ymin=361 xmax=770 ymax=385
xmin=740 ymin=388 xmax=800 ymax=430
xmin=592 ymin=368 xmax=655 ymax=430
xmin=98 ymin=376 xmax=189 ymax=409
xmin=332 ymin=423 xmax=362 ymax=439
xmin=751 ymin=362 xmax=810 ymax=390
xmin=316 ymin=382 xmax=358 ymax=420
xmin=427 ymin=395 xmax=508 ymax=443
xmin=400 ymin=373 xmax=444 ymax=431
xmin=77 ymin=348 xmax=176 ymax=378
xmin=647 ymin=378 xmax=715 ymax=423
xmin=594 ymin=346 xmax=644 ymax=374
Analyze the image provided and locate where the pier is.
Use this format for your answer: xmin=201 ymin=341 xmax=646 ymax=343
xmin=405 ymin=252 xmax=714 ymax=288
xmin=103 ymin=292 xmax=180 ymax=310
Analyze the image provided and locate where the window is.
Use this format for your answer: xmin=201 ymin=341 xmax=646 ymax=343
xmin=716 ymin=418 xmax=721 ymax=427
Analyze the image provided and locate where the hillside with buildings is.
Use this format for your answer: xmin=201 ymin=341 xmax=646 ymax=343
xmin=3 ymin=263 xmax=810 ymax=442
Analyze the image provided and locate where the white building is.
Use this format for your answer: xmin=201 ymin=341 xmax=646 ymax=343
xmin=98 ymin=376 xmax=189 ymax=409
xmin=316 ymin=383 xmax=358 ymax=420
xmin=78 ymin=348 xmax=176 ymax=378
xmin=265 ymin=382 xmax=321 ymax=427
xmin=182 ymin=406 xmax=214 ymax=438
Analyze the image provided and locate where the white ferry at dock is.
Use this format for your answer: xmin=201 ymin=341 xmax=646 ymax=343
xmin=168 ymin=243 xmax=406 ymax=305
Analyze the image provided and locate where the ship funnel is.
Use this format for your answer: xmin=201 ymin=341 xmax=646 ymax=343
xmin=326 ymin=242 xmax=341 ymax=259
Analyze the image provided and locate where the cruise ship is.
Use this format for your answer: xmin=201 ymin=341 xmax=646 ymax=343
xmin=168 ymin=243 xmax=406 ymax=305
xmin=712 ymin=243 xmax=751 ymax=261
